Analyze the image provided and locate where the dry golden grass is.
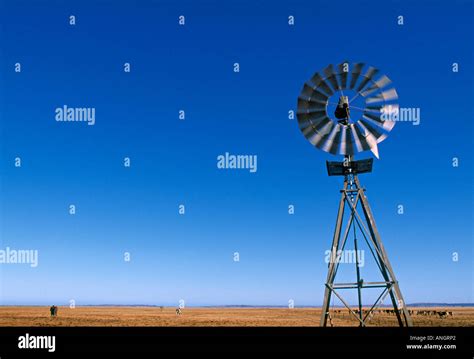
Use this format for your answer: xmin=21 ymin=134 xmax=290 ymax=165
xmin=0 ymin=306 xmax=472 ymax=327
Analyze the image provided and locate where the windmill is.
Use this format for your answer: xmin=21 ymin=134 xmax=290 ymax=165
xmin=296 ymin=61 xmax=412 ymax=327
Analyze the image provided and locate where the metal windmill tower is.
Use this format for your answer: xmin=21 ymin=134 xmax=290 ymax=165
xmin=296 ymin=61 xmax=412 ymax=327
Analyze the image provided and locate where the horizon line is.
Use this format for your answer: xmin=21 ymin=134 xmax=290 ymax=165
xmin=1 ymin=303 xmax=473 ymax=308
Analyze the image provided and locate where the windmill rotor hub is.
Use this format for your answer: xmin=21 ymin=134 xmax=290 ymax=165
xmin=335 ymin=95 xmax=350 ymax=120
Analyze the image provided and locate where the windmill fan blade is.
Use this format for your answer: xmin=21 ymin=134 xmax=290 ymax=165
xmin=360 ymin=75 xmax=392 ymax=97
xmin=322 ymin=124 xmax=342 ymax=154
xmin=377 ymin=103 xmax=399 ymax=114
xmin=300 ymin=83 xmax=330 ymax=103
xmin=297 ymin=112 xmax=327 ymax=130
xmin=349 ymin=63 xmax=365 ymax=89
xmin=364 ymin=104 xmax=397 ymax=121
xmin=351 ymin=125 xmax=363 ymax=153
xmin=297 ymin=112 xmax=327 ymax=131
xmin=363 ymin=106 xmax=397 ymax=131
xmin=365 ymin=88 xmax=398 ymax=104
xmin=362 ymin=112 xmax=391 ymax=130
xmin=301 ymin=120 xmax=322 ymax=136
xmin=300 ymin=119 xmax=327 ymax=137
xmin=356 ymin=67 xmax=379 ymax=93
xmin=308 ymin=121 xmax=334 ymax=148
xmin=353 ymin=124 xmax=372 ymax=151
xmin=339 ymin=124 xmax=355 ymax=156
xmin=300 ymin=83 xmax=318 ymax=100
xmin=297 ymin=112 xmax=318 ymax=130
xmin=310 ymin=72 xmax=334 ymax=96
xmin=297 ymin=108 xmax=327 ymax=118
xmin=373 ymin=74 xmax=392 ymax=89
xmin=298 ymin=89 xmax=328 ymax=106
xmin=298 ymin=113 xmax=332 ymax=137
xmin=362 ymin=111 xmax=384 ymax=126
xmin=323 ymin=64 xmax=340 ymax=92
xmin=365 ymin=105 xmax=383 ymax=112
xmin=358 ymin=121 xmax=381 ymax=153
xmin=379 ymin=104 xmax=398 ymax=130
xmin=365 ymin=133 xmax=380 ymax=158
xmin=360 ymin=118 xmax=386 ymax=141
xmin=312 ymin=115 xmax=333 ymax=133
xmin=329 ymin=126 xmax=344 ymax=155
xmin=297 ymin=98 xmax=327 ymax=112
xmin=337 ymin=61 xmax=349 ymax=89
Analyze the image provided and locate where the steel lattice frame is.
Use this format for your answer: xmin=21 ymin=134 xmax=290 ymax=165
xmin=320 ymin=168 xmax=412 ymax=327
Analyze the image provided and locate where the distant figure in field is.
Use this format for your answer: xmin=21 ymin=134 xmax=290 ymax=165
xmin=176 ymin=308 xmax=182 ymax=316
xmin=50 ymin=305 xmax=57 ymax=317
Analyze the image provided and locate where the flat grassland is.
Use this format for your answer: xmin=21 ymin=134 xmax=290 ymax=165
xmin=0 ymin=307 xmax=472 ymax=327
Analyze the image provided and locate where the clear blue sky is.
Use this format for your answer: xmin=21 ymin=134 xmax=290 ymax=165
xmin=0 ymin=0 xmax=472 ymax=306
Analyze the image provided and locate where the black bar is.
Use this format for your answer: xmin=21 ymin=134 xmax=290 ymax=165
xmin=0 ymin=327 xmax=472 ymax=355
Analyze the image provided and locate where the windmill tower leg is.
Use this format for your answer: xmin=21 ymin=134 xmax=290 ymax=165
xmin=354 ymin=176 xmax=413 ymax=327
xmin=320 ymin=179 xmax=348 ymax=327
